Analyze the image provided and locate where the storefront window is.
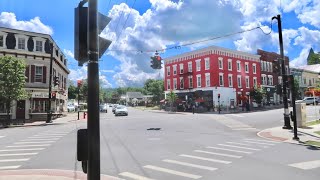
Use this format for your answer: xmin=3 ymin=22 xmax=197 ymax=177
xmin=0 ymin=104 xmax=8 ymax=113
xmin=32 ymin=99 xmax=48 ymax=113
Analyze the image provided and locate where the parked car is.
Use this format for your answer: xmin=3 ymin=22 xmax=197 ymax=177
xmin=99 ymin=104 xmax=108 ymax=113
xmin=112 ymin=104 xmax=118 ymax=113
xmin=295 ymin=97 xmax=319 ymax=105
xmin=115 ymin=105 xmax=128 ymax=116
xmin=67 ymin=105 xmax=75 ymax=112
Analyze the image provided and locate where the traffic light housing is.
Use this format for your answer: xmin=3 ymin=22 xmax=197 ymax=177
xmin=54 ymin=76 xmax=59 ymax=86
xmin=218 ymin=94 xmax=220 ymax=99
xmin=150 ymin=54 xmax=163 ymax=69
xmin=52 ymin=92 xmax=56 ymax=100
xmin=77 ymin=80 xmax=83 ymax=88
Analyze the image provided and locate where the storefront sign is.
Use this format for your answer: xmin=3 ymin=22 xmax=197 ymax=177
xmin=32 ymin=92 xmax=49 ymax=98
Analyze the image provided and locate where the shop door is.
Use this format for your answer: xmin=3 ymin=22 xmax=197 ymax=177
xmin=16 ymin=100 xmax=25 ymax=119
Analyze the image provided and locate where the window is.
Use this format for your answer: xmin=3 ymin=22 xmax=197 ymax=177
xmin=266 ymin=62 xmax=269 ymax=72
xmin=188 ymin=62 xmax=192 ymax=72
xmin=173 ymin=65 xmax=177 ymax=75
xmin=253 ymin=77 xmax=257 ymax=87
xmin=219 ymin=73 xmax=224 ymax=86
xmin=270 ymin=62 xmax=273 ymax=72
xmin=205 ymin=73 xmax=210 ymax=87
xmin=196 ymin=60 xmax=201 ymax=71
xmin=18 ymin=38 xmax=25 ymax=50
xmin=35 ymin=66 xmax=43 ymax=83
xmin=32 ymin=100 xmax=48 ymax=113
xmin=167 ymin=66 xmax=170 ymax=76
xmin=179 ymin=64 xmax=184 ymax=74
xmin=180 ymin=77 xmax=184 ymax=89
xmin=253 ymin=64 xmax=256 ymax=74
xmin=228 ymin=74 xmax=233 ymax=87
xmin=303 ymin=78 xmax=306 ymax=85
xmin=245 ymin=76 xmax=250 ymax=88
xmin=197 ymin=75 xmax=201 ymax=87
xmin=173 ymin=78 xmax=177 ymax=89
xmin=278 ymin=76 xmax=283 ymax=85
xmin=36 ymin=40 xmax=43 ymax=52
xmin=189 ymin=76 xmax=193 ymax=88
xmin=204 ymin=58 xmax=210 ymax=70
xmin=0 ymin=35 xmax=3 ymax=47
xmin=167 ymin=80 xmax=171 ymax=90
xmin=261 ymin=76 xmax=266 ymax=85
xmin=268 ymin=76 xmax=273 ymax=85
xmin=261 ymin=61 xmax=265 ymax=71
xmin=237 ymin=61 xmax=241 ymax=72
xmin=237 ymin=76 xmax=242 ymax=88
xmin=228 ymin=59 xmax=232 ymax=71
xmin=245 ymin=63 xmax=249 ymax=73
xmin=218 ymin=57 xmax=223 ymax=69
xmin=285 ymin=66 xmax=289 ymax=74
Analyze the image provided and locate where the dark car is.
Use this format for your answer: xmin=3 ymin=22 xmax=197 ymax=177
xmin=99 ymin=104 xmax=108 ymax=113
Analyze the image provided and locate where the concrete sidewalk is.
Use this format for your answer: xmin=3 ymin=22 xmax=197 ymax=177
xmin=258 ymin=123 xmax=320 ymax=147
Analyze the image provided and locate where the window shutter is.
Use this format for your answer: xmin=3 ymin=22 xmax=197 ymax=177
xmin=31 ymin=65 xmax=35 ymax=83
xmin=43 ymin=66 xmax=47 ymax=83
xmin=25 ymin=65 xmax=29 ymax=83
xmin=64 ymin=77 xmax=67 ymax=90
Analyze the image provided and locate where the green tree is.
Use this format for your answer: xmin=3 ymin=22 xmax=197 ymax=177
xmin=0 ymin=56 xmax=27 ymax=125
xmin=166 ymin=90 xmax=177 ymax=112
xmin=308 ymin=53 xmax=320 ymax=65
xmin=144 ymin=79 xmax=164 ymax=103
xmin=250 ymin=86 xmax=265 ymax=105
xmin=67 ymin=83 xmax=77 ymax=99
xmin=293 ymin=78 xmax=301 ymax=99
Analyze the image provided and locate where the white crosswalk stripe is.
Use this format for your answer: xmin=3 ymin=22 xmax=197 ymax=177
xmin=22 ymin=138 xmax=59 ymax=141
xmin=0 ymin=148 xmax=45 ymax=152
xmin=206 ymin=146 xmax=252 ymax=154
xmin=180 ymin=154 xmax=231 ymax=164
xmin=226 ymin=142 xmax=269 ymax=148
xmin=289 ymin=160 xmax=320 ymax=170
xmin=119 ymin=172 xmax=154 ymax=180
xmin=194 ymin=150 xmax=242 ymax=158
xmin=0 ymin=153 xmax=38 ymax=157
xmin=6 ymin=144 xmax=51 ymax=148
xmin=144 ymin=165 xmax=202 ymax=179
xmin=243 ymin=138 xmax=281 ymax=143
xmin=31 ymin=135 xmax=63 ymax=138
xmin=242 ymin=140 xmax=275 ymax=146
xmin=0 ymin=136 xmax=5 ymax=139
xmin=217 ymin=144 xmax=261 ymax=151
xmin=14 ymin=141 xmax=55 ymax=144
xmin=163 ymin=159 xmax=217 ymax=171
xmin=0 ymin=166 xmax=21 ymax=170
xmin=0 ymin=158 xmax=29 ymax=162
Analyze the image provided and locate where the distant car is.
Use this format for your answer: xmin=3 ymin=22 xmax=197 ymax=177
xmin=112 ymin=104 xmax=118 ymax=113
xmin=296 ymin=97 xmax=318 ymax=105
xmin=99 ymin=104 xmax=108 ymax=113
xmin=67 ymin=105 xmax=75 ymax=112
xmin=115 ymin=105 xmax=128 ymax=116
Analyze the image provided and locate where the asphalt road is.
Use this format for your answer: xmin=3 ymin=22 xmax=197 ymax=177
xmin=0 ymin=107 xmax=319 ymax=180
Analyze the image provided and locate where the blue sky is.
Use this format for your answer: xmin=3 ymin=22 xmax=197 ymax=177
xmin=0 ymin=0 xmax=319 ymax=88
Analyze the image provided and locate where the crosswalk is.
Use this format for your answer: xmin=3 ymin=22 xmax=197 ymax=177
xmin=212 ymin=115 xmax=259 ymax=131
xmin=117 ymin=138 xmax=281 ymax=180
xmin=289 ymin=160 xmax=320 ymax=170
xmin=0 ymin=130 xmax=70 ymax=170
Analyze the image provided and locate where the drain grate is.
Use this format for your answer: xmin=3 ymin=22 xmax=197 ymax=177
xmin=147 ymin=128 xmax=161 ymax=131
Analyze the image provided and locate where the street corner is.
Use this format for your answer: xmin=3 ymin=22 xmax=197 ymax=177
xmin=0 ymin=169 xmax=122 ymax=180
xmin=257 ymin=127 xmax=290 ymax=142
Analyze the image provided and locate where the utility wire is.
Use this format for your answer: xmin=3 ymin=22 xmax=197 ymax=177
xmin=113 ymin=0 xmax=128 ymax=43
xmin=116 ymin=0 xmax=137 ymax=42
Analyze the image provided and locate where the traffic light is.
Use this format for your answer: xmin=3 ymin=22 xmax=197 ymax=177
xmin=74 ymin=1 xmax=112 ymax=66
xmin=218 ymin=94 xmax=220 ymax=99
xmin=52 ymin=92 xmax=56 ymax=100
xmin=77 ymin=80 xmax=83 ymax=88
xmin=150 ymin=52 xmax=163 ymax=69
xmin=54 ymin=76 xmax=59 ymax=86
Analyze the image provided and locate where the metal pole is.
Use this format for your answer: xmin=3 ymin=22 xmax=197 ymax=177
xmin=290 ymin=75 xmax=299 ymax=140
xmin=78 ymin=86 xmax=80 ymax=120
xmin=273 ymin=14 xmax=292 ymax=129
xmin=47 ymin=43 xmax=53 ymax=123
xmin=88 ymin=0 xmax=100 ymax=179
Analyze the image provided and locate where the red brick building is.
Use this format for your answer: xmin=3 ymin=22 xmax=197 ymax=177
xmin=164 ymin=46 xmax=261 ymax=110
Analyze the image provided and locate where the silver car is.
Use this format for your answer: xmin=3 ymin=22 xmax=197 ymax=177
xmin=115 ymin=105 xmax=128 ymax=116
xmin=296 ymin=97 xmax=318 ymax=105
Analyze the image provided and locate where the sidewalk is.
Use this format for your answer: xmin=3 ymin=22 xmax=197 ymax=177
xmin=258 ymin=123 xmax=320 ymax=148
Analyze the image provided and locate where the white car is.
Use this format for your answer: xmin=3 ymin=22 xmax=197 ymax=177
xmin=115 ymin=105 xmax=128 ymax=116
xmin=296 ymin=97 xmax=319 ymax=105
xmin=67 ymin=105 xmax=75 ymax=112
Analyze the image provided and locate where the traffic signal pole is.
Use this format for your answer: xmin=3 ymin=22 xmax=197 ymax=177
xmin=272 ymin=14 xmax=292 ymax=129
xmin=87 ymin=0 xmax=101 ymax=179
xmin=47 ymin=43 xmax=53 ymax=123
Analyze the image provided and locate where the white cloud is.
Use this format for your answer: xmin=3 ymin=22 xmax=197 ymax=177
xmin=99 ymin=75 xmax=113 ymax=88
xmin=289 ymin=47 xmax=311 ymax=67
xmin=0 ymin=12 xmax=53 ymax=35
xmin=68 ymin=66 xmax=88 ymax=81
xmin=101 ymin=69 xmax=115 ymax=73
xmin=63 ymin=49 xmax=74 ymax=59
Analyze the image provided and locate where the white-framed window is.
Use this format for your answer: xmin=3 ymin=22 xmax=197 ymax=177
xmin=219 ymin=73 xmax=224 ymax=86
xmin=237 ymin=61 xmax=241 ymax=72
xmin=188 ymin=62 xmax=192 ymax=72
xmin=188 ymin=76 xmax=193 ymax=88
xmin=268 ymin=76 xmax=273 ymax=85
xmin=245 ymin=62 xmax=249 ymax=73
xmin=261 ymin=61 xmax=265 ymax=71
xmin=237 ymin=75 xmax=242 ymax=88
xmin=196 ymin=60 xmax=201 ymax=71
xmin=197 ymin=74 xmax=201 ymax=87
xmin=179 ymin=64 xmax=184 ymax=74
xmin=266 ymin=62 xmax=269 ymax=72
xmin=270 ymin=62 xmax=273 ymax=72
xmin=205 ymin=57 xmax=210 ymax=70
xmin=35 ymin=66 xmax=43 ymax=83
xmin=166 ymin=66 xmax=170 ymax=76
xmin=36 ymin=40 xmax=43 ymax=52
xmin=18 ymin=38 xmax=25 ymax=50
xmin=278 ymin=76 xmax=282 ymax=85
xmin=173 ymin=65 xmax=177 ymax=75
xmin=180 ymin=77 xmax=184 ymax=89
xmin=285 ymin=65 xmax=289 ymax=74
xmin=205 ymin=73 xmax=210 ymax=87
xmin=228 ymin=74 xmax=233 ymax=87
xmin=228 ymin=59 xmax=232 ymax=71
xmin=245 ymin=76 xmax=250 ymax=88
xmin=167 ymin=80 xmax=171 ymax=90
xmin=253 ymin=63 xmax=256 ymax=74
xmin=218 ymin=57 xmax=223 ymax=70
xmin=173 ymin=78 xmax=177 ymax=89
xmin=253 ymin=77 xmax=257 ymax=87
xmin=261 ymin=75 xmax=266 ymax=85
xmin=0 ymin=35 xmax=3 ymax=47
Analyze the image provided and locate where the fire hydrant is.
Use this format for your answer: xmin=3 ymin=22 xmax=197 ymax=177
xmin=83 ymin=112 xmax=87 ymax=119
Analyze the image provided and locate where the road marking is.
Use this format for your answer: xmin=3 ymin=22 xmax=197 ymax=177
xmin=0 ymin=136 xmax=5 ymax=139
xmin=0 ymin=158 xmax=29 ymax=162
xmin=228 ymin=114 xmax=244 ymax=118
xmin=0 ymin=166 xmax=21 ymax=170
xmin=14 ymin=141 xmax=55 ymax=144
xmin=0 ymin=153 xmax=38 ymax=156
xmin=179 ymin=154 xmax=231 ymax=164
xmin=147 ymin=138 xmax=161 ymax=141
xmin=31 ymin=135 xmax=63 ymax=138
xmin=243 ymin=138 xmax=281 ymax=144
xmin=0 ymin=148 xmax=45 ymax=152
xmin=289 ymin=160 xmax=320 ymax=170
xmin=119 ymin=172 xmax=154 ymax=180
xmin=21 ymin=138 xmax=59 ymax=141
xmin=144 ymin=165 xmax=202 ymax=179
xmin=226 ymin=142 xmax=259 ymax=147
xmin=194 ymin=150 xmax=242 ymax=158
xmin=242 ymin=140 xmax=275 ymax=146
xmin=232 ymin=127 xmax=259 ymax=131
xmin=37 ymin=133 xmax=67 ymax=136
xmin=163 ymin=159 xmax=217 ymax=171
xmin=217 ymin=144 xmax=261 ymax=151
xmin=6 ymin=144 xmax=51 ymax=148
xmin=206 ymin=146 xmax=252 ymax=154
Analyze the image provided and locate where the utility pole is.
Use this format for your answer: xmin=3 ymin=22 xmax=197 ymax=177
xmin=272 ymin=14 xmax=292 ymax=129
xmin=47 ymin=43 xmax=53 ymax=123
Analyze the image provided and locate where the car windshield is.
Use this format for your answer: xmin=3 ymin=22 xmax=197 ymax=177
xmin=117 ymin=106 xmax=125 ymax=109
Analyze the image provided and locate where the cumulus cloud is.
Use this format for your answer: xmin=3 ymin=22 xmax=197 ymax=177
xmin=0 ymin=12 xmax=53 ymax=35
xmin=289 ymin=47 xmax=311 ymax=67
xmin=63 ymin=49 xmax=74 ymax=59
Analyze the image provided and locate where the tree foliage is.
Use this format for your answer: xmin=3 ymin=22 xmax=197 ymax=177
xmin=250 ymin=86 xmax=265 ymax=104
xmin=166 ymin=90 xmax=177 ymax=111
xmin=144 ymin=79 xmax=164 ymax=103
xmin=308 ymin=53 xmax=320 ymax=65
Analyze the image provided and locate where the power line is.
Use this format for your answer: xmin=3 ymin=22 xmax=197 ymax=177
xmin=116 ymin=0 xmax=137 ymax=42
xmin=113 ymin=0 xmax=128 ymax=43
